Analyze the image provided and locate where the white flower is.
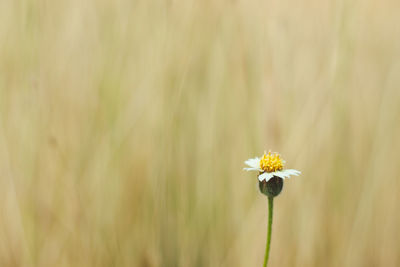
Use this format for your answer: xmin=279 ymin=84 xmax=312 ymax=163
xmin=244 ymin=151 xmax=301 ymax=182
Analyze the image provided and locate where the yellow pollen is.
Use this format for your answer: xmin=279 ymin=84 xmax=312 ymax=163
xmin=260 ymin=151 xmax=284 ymax=172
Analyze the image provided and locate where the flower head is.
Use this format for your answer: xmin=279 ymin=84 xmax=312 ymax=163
xmin=244 ymin=150 xmax=301 ymax=182
xmin=260 ymin=151 xmax=284 ymax=172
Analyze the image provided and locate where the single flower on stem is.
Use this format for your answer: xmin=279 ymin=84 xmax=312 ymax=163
xmin=244 ymin=150 xmax=301 ymax=267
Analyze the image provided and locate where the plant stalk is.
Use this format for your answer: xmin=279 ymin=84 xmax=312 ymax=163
xmin=263 ymin=196 xmax=274 ymax=267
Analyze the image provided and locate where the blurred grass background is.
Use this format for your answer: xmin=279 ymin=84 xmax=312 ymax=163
xmin=1 ymin=0 xmax=400 ymax=266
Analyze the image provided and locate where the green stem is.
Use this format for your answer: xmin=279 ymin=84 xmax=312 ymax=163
xmin=263 ymin=196 xmax=274 ymax=267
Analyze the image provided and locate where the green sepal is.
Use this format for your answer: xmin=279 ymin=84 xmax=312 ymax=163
xmin=259 ymin=176 xmax=284 ymax=197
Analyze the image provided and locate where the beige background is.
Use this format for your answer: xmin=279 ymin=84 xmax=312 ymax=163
xmin=1 ymin=0 xmax=400 ymax=266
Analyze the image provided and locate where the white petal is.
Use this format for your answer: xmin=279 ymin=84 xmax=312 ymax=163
xmin=273 ymin=169 xmax=301 ymax=179
xmin=243 ymin=167 xmax=261 ymax=171
xmin=258 ymin=172 xmax=274 ymax=182
xmin=244 ymin=157 xmax=261 ymax=170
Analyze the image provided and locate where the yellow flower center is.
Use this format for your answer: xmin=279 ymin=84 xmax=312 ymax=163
xmin=260 ymin=151 xmax=284 ymax=172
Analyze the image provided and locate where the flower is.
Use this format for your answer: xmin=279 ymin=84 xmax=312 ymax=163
xmin=244 ymin=151 xmax=301 ymax=182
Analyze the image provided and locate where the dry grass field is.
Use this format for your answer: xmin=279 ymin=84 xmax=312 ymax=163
xmin=1 ymin=0 xmax=400 ymax=266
